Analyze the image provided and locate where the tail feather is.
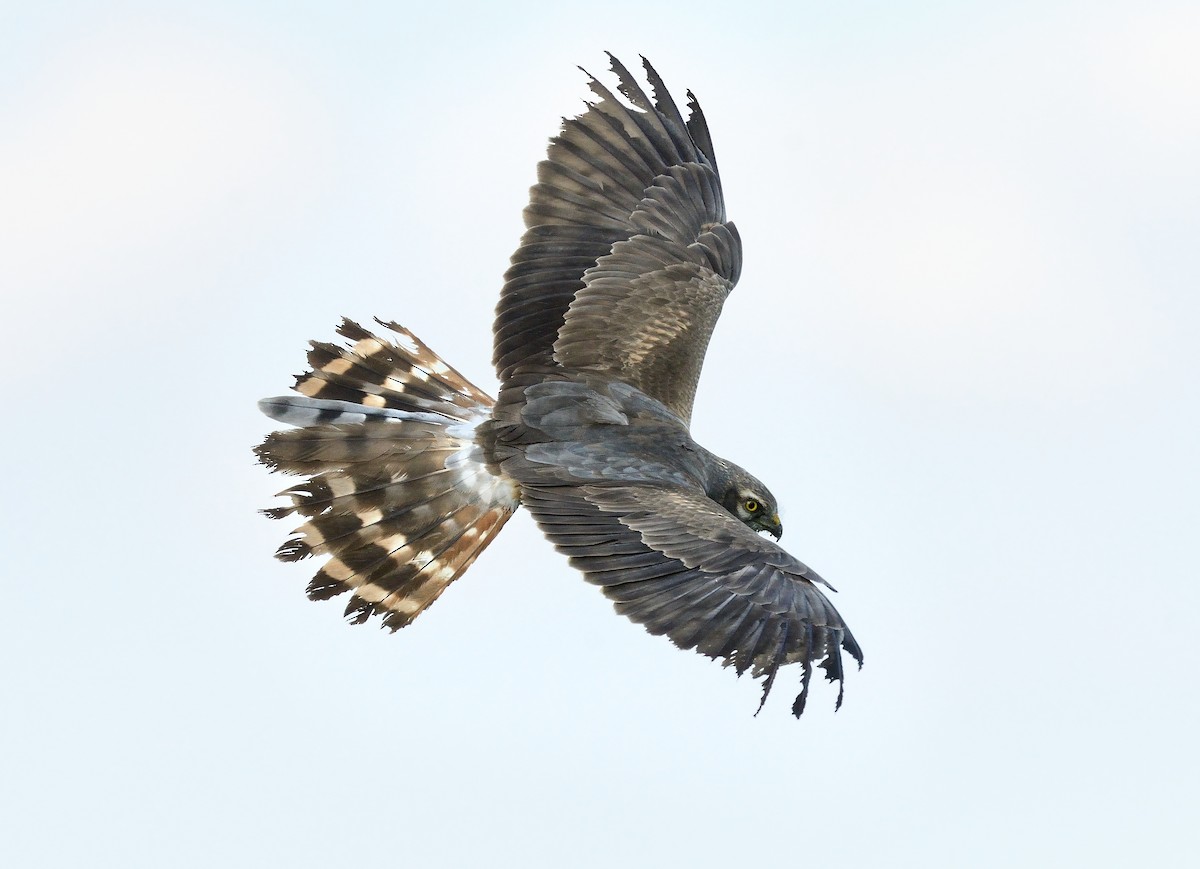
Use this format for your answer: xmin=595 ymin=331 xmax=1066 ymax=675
xmin=255 ymin=419 xmax=460 ymax=471
xmin=378 ymin=505 xmax=511 ymax=630
xmin=263 ymin=462 xmax=466 ymax=520
xmin=287 ymin=481 xmax=478 ymax=561
xmin=343 ymin=498 xmax=513 ymax=631
xmin=292 ymin=318 xmax=492 ymax=416
xmin=256 ymin=320 xmax=519 ymax=629
xmin=302 ymin=341 xmax=464 ymax=412
xmin=257 ymin=395 xmax=455 ymax=428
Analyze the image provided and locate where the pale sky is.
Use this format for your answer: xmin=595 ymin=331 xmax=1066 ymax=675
xmin=3 ymin=2 xmax=1198 ymax=867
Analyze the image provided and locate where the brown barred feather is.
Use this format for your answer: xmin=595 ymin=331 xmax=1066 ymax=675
xmin=256 ymin=321 xmax=519 ymax=629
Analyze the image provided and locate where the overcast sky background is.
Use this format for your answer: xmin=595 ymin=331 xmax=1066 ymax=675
xmin=3 ymin=1 xmax=1198 ymax=866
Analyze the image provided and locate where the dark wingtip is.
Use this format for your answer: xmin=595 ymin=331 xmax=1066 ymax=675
xmin=753 ymin=621 xmax=790 ymax=717
xmin=790 ymin=659 xmax=815 ymax=719
xmin=842 ymin=629 xmax=865 ymax=669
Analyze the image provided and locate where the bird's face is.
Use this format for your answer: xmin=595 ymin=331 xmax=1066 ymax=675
xmin=725 ymin=485 xmax=783 ymax=540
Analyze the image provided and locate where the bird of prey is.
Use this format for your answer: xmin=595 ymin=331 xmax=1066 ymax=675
xmin=256 ymin=54 xmax=862 ymax=717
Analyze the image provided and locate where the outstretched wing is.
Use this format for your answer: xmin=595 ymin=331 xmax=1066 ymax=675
xmin=519 ymin=480 xmax=862 ymax=717
xmin=494 ymin=54 xmax=742 ymax=424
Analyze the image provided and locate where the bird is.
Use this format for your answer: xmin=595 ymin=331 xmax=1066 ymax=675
xmin=255 ymin=54 xmax=862 ymax=717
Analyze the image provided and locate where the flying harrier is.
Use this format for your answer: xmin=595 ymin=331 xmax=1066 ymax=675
xmin=256 ymin=55 xmax=862 ymax=716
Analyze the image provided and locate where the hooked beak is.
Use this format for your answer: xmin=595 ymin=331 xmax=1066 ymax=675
xmin=758 ymin=513 xmax=783 ymax=541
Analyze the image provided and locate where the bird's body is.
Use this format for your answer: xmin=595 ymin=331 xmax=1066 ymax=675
xmin=257 ymin=55 xmax=861 ymax=716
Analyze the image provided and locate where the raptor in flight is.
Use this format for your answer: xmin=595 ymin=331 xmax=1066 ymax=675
xmin=256 ymin=55 xmax=862 ymax=716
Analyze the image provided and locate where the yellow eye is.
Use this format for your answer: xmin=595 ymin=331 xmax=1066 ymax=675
xmin=743 ymin=498 xmax=760 ymax=513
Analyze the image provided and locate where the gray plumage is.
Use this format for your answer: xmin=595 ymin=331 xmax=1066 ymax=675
xmin=256 ymin=55 xmax=861 ymax=716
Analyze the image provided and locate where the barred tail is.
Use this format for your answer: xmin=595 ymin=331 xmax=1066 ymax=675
xmin=255 ymin=319 xmax=519 ymax=630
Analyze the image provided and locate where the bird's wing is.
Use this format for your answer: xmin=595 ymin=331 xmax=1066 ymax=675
xmin=518 ymin=479 xmax=861 ymax=717
xmin=494 ymin=55 xmax=742 ymax=424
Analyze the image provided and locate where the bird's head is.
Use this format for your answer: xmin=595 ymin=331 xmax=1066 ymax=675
xmin=712 ymin=462 xmax=782 ymax=540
